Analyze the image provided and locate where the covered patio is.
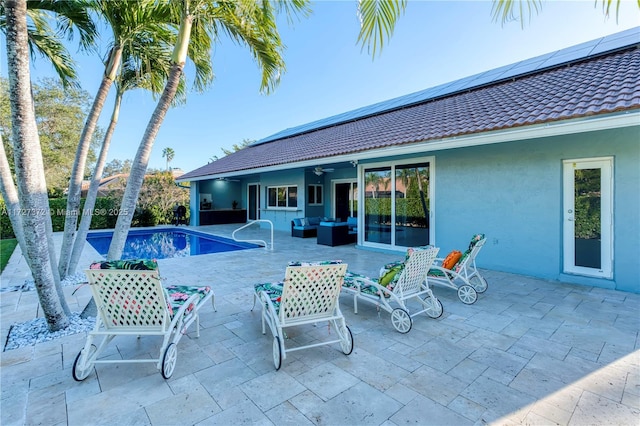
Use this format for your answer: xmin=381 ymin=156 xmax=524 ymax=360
xmin=1 ymin=224 xmax=638 ymax=425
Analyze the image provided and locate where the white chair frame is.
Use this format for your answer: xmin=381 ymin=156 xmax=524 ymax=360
xmin=72 ymin=268 xmax=214 ymax=381
xmin=427 ymin=237 xmax=488 ymax=304
xmin=254 ymin=263 xmax=353 ymax=370
xmin=342 ymin=246 xmax=443 ymax=334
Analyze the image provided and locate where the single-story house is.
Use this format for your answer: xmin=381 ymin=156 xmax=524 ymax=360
xmin=178 ymin=27 xmax=640 ymax=293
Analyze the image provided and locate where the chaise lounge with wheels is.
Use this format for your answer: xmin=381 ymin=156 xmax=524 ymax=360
xmin=252 ymin=261 xmax=354 ymax=370
xmin=341 ymin=246 xmax=443 ymax=334
xmin=426 ymin=234 xmax=488 ymax=304
xmin=72 ymin=259 xmax=215 ymax=381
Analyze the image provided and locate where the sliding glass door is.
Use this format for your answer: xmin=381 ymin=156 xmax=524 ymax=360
xmin=363 ymin=158 xmax=433 ymax=249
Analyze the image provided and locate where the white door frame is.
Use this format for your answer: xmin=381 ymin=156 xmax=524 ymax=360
xmin=247 ymin=182 xmax=260 ymax=221
xmin=562 ymin=157 xmax=613 ymax=278
xmin=331 ymin=178 xmax=357 ymax=219
xmin=359 ymin=156 xmax=435 ymax=251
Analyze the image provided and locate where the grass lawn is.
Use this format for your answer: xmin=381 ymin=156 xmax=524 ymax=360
xmin=1 ymin=238 xmax=18 ymax=273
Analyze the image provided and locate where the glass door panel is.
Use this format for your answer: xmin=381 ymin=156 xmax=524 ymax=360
xmin=395 ymin=163 xmax=430 ymax=247
xmin=364 ymin=167 xmax=391 ymax=244
xmin=563 ymin=158 xmax=612 ymax=278
xmin=574 ymin=168 xmax=601 ymax=268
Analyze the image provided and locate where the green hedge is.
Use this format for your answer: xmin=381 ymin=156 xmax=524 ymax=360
xmin=1 ymin=197 xmax=119 ymax=239
xmin=575 ymin=195 xmax=601 ymax=239
xmin=363 ymin=197 xmax=429 ymax=223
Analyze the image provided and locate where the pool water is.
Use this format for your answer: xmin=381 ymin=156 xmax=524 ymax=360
xmin=87 ymin=228 xmax=260 ymax=260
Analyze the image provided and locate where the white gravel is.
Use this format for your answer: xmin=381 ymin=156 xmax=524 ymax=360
xmin=3 ymin=273 xmax=96 ymax=351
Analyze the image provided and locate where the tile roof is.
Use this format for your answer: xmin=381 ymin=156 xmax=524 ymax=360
xmin=180 ymin=39 xmax=640 ymax=181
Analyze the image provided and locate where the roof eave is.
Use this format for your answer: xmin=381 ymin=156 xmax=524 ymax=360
xmin=176 ymin=111 xmax=639 ymax=183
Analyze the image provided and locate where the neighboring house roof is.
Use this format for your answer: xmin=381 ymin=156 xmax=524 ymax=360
xmin=81 ymin=170 xmax=185 ymax=196
xmin=80 ymin=174 xmax=128 ymax=197
xmin=179 ymin=28 xmax=640 ymax=182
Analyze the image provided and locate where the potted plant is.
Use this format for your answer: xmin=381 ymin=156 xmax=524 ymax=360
xmin=232 ymin=200 xmax=238 ymax=209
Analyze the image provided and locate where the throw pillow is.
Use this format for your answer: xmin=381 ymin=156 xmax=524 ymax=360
xmin=379 ymin=264 xmax=404 ymax=287
xmin=442 ymin=250 xmax=463 ymax=270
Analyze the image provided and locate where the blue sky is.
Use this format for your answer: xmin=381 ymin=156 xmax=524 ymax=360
xmin=3 ymin=1 xmax=639 ymax=173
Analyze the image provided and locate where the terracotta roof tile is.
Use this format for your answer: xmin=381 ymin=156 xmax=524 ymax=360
xmin=181 ymin=47 xmax=640 ymax=180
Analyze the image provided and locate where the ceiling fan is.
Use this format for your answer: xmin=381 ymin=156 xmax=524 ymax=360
xmin=311 ymin=166 xmax=335 ymax=176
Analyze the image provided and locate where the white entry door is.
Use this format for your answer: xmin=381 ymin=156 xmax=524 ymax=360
xmin=562 ymin=157 xmax=613 ymax=278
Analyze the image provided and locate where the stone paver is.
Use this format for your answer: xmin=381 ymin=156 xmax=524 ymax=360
xmin=1 ymin=224 xmax=639 ymax=425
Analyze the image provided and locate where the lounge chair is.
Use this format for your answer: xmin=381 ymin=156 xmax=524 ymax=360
xmin=426 ymin=234 xmax=488 ymax=304
xmin=341 ymin=246 xmax=442 ymax=334
xmin=252 ymin=261 xmax=353 ymax=370
xmin=72 ymin=259 xmax=214 ymax=381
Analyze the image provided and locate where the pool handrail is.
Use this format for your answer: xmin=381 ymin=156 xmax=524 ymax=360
xmin=232 ymin=220 xmax=274 ymax=251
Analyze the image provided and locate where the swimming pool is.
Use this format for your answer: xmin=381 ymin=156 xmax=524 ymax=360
xmin=87 ymin=228 xmax=261 ymax=260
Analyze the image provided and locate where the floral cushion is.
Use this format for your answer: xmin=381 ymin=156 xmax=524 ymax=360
xmin=89 ymin=259 xmax=158 ymax=270
xmin=256 ymin=261 xmax=344 ymax=313
xmin=288 ymin=260 xmax=343 ymax=267
xmin=254 ymin=282 xmax=284 ymax=313
xmin=343 ymin=272 xmax=385 ymax=297
xmin=165 ymin=284 xmax=212 ymax=316
xmin=89 ymin=259 xmax=209 ymax=319
xmin=428 ymin=235 xmax=484 ymax=276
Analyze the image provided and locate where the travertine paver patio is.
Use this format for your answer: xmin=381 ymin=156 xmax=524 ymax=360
xmin=1 ymin=224 xmax=638 ymax=425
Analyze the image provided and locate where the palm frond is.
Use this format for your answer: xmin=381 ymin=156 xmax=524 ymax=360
xmin=491 ymin=0 xmax=543 ymax=27
xmin=29 ymin=0 xmax=98 ymax=50
xmin=356 ymin=0 xmax=406 ymax=57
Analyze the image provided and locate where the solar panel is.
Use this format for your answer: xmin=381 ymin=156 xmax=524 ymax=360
xmin=252 ymin=27 xmax=639 ymax=146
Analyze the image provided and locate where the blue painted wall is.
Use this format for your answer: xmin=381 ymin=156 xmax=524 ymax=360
xmin=434 ymin=126 xmax=639 ymax=292
xmin=258 ymin=169 xmax=306 ymax=230
xmin=188 ymin=126 xmax=638 ymax=292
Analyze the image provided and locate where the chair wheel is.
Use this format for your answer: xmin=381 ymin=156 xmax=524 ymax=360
xmin=273 ymin=336 xmax=282 ymax=370
xmin=72 ymin=344 xmax=97 ymax=381
xmin=458 ymin=285 xmax=477 ymax=304
xmin=422 ymin=296 xmax=444 ymax=319
xmin=391 ymin=308 xmax=412 ymax=333
xmin=340 ymin=325 xmax=354 ymax=355
xmin=162 ymin=343 xmax=178 ymax=379
xmin=469 ymin=275 xmax=488 ymax=293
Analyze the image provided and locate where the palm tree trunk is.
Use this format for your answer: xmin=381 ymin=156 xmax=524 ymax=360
xmin=108 ymin=62 xmax=185 ymax=259
xmin=108 ymin=11 xmax=192 ymax=260
xmin=58 ymin=46 xmax=122 ymax=279
xmin=4 ymin=0 xmax=69 ymax=331
xmin=0 ymin=135 xmax=29 ymax=262
xmin=68 ymin=90 xmax=122 ymax=275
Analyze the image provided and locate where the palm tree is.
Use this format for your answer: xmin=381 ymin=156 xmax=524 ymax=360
xmin=57 ymin=0 xmax=175 ymax=278
xmin=3 ymin=0 xmax=69 ymax=331
xmin=0 ymin=133 xmax=29 ymax=267
xmin=162 ymin=147 xmax=175 ymax=170
xmin=0 ymin=0 xmax=96 ymax=87
xmin=107 ymin=0 xmax=311 ymax=260
xmin=67 ymin=39 xmax=186 ymax=277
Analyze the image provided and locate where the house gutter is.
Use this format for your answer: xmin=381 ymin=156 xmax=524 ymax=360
xmin=177 ymin=110 xmax=640 ymax=183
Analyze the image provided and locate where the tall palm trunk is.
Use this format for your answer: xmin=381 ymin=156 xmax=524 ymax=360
xmin=0 ymin=135 xmax=29 ymax=262
xmin=58 ymin=46 xmax=122 ymax=279
xmin=4 ymin=0 xmax=69 ymax=331
xmin=68 ymin=90 xmax=123 ymax=275
xmin=107 ymin=63 xmax=185 ymax=259
xmin=107 ymin=14 xmax=192 ymax=260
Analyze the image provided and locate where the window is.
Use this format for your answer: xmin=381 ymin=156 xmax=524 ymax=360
xmin=308 ymin=184 xmax=323 ymax=205
xmin=267 ymin=186 xmax=298 ymax=209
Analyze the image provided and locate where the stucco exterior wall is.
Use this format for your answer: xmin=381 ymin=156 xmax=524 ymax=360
xmin=433 ymin=126 xmax=639 ymax=292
